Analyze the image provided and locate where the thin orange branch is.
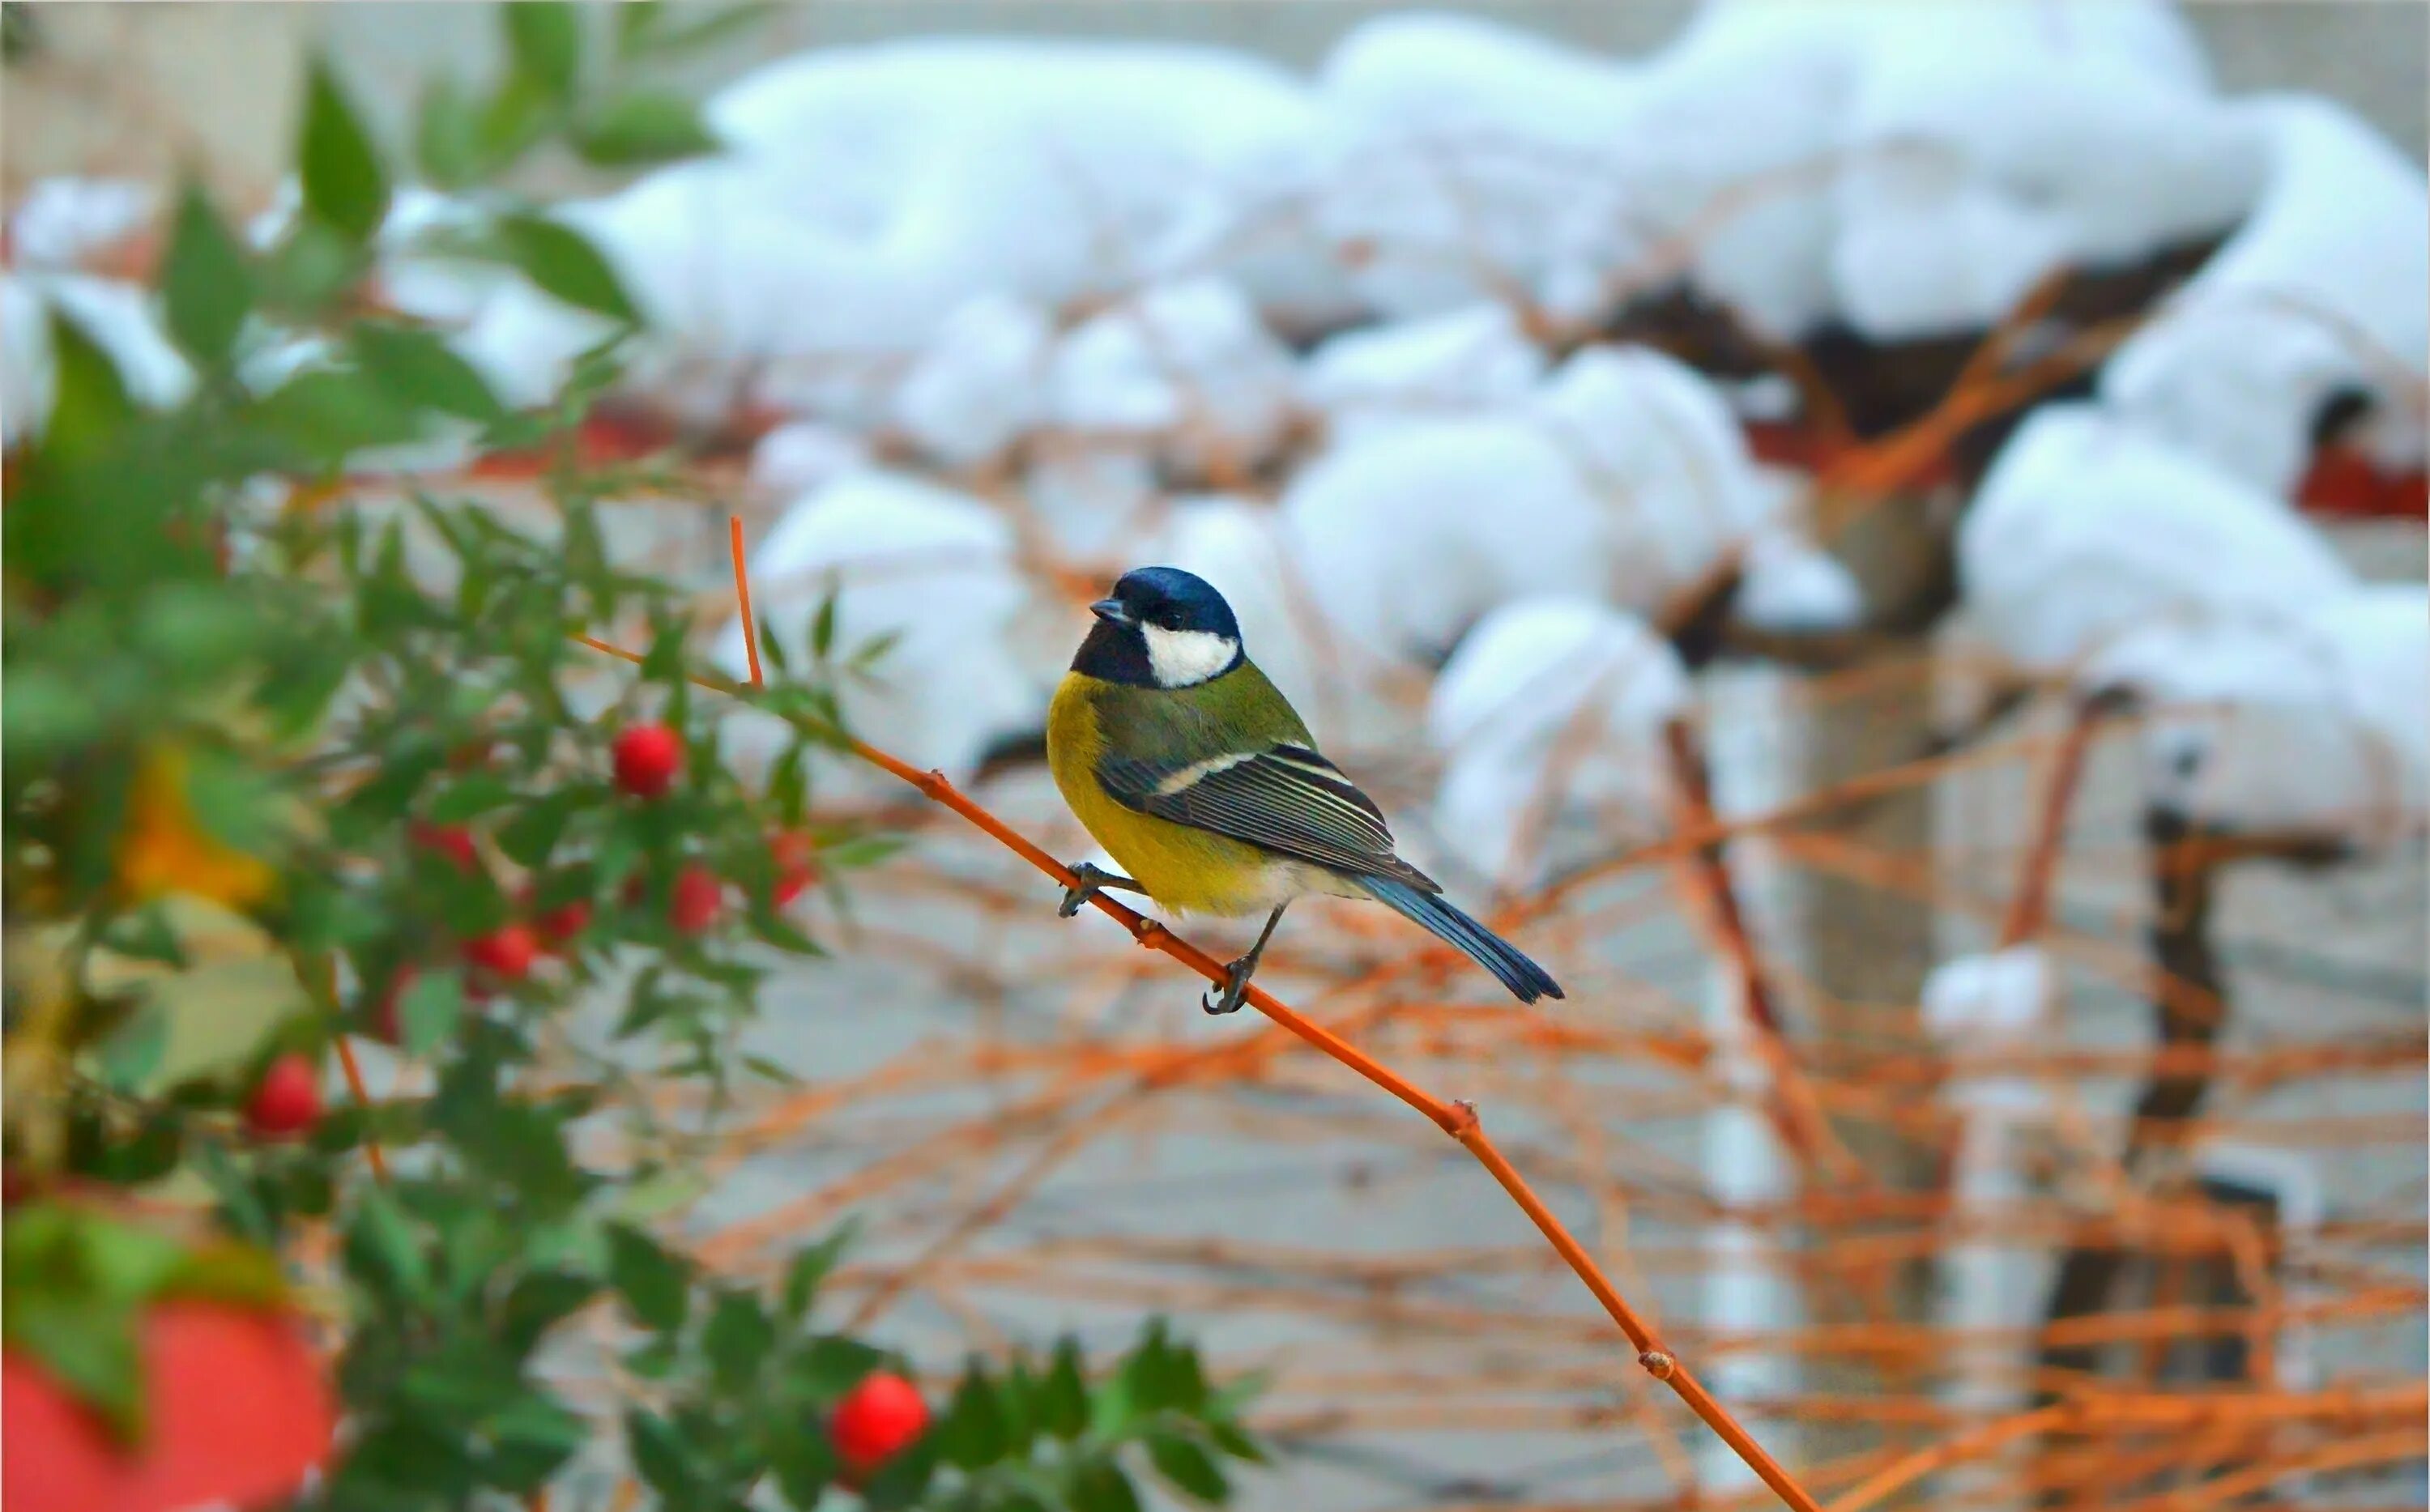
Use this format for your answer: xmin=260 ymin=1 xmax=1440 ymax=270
xmin=569 ymin=520 xmax=1829 ymax=1512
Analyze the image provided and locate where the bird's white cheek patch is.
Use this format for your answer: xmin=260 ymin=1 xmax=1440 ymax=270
xmin=1143 ymin=627 xmax=1239 ymax=688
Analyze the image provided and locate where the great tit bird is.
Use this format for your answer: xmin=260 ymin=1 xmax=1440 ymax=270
xmin=1047 ymin=566 xmax=1565 ymax=1014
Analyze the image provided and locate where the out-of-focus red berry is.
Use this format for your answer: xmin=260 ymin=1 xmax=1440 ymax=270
xmin=244 ymin=1055 xmax=323 ymax=1139
xmin=612 ymin=723 xmax=684 ymax=799
xmin=410 ymin=823 xmax=480 ymax=875
xmin=669 ymin=865 xmax=724 ymax=935
xmin=535 ymin=898 xmax=592 ymax=948
xmin=830 ymin=1373 xmax=928 ymax=1480
xmin=463 ymin=924 xmax=538 ymax=981
xmin=770 ymin=831 xmax=819 ymax=907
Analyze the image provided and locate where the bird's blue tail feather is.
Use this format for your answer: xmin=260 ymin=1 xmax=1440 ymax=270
xmin=1358 ymin=877 xmax=1564 ymax=1004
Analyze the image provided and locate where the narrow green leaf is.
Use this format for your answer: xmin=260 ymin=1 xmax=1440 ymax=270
xmin=1039 ymin=1337 xmax=1088 ymax=1440
xmin=352 ymin=322 xmax=505 ymax=421
xmin=490 ymin=214 xmax=639 ymax=324
xmin=502 ymin=2 xmax=582 ymax=104
xmin=42 ymin=309 xmax=134 ymax=462
xmin=1068 ymin=1459 xmax=1144 ymax=1512
xmin=938 ymin=1361 xmax=1008 ymax=1469
xmin=573 ymin=89 xmax=721 ymax=166
xmin=299 ymin=56 xmax=389 ymax=241
xmin=161 ymin=180 xmax=253 ymax=362
xmin=702 ymin=1288 xmax=770 ymax=1391
xmin=625 ymin=1408 xmax=701 ymax=1505
xmin=603 ymin=1221 xmax=690 ymax=1333
xmin=397 ymin=969 xmax=465 ymax=1056
xmin=346 ymin=1186 xmax=432 ymax=1303
xmin=1205 ymin=1417 xmax=1267 ymax=1465
xmin=414 ymin=76 xmax=484 ymax=189
xmin=1146 ymin=1429 xmax=1229 ymax=1503
xmin=780 ymin=1221 xmax=854 ymax=1319
xmin=767 ymin=1425 xmax=836 ymax=1508
xmin=809 ymin=592 xmax=838 ymax=659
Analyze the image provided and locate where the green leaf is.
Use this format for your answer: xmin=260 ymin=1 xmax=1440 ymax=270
xmin=573 ymin=89 xmax=720 ymax=166
xmin=345 ymin=1186 xmax=433 ymax=1303
xmin=5 ymin=1290 xmax=143 ymax=1439
xmin=397 ymin=968 xmax=465 ymax=1056
xmin=42 ymin=309 xmax=134 ymax=462
xmin=603 ymin=1221 xmax=690 ymax=1333
xmin=1069 ymin=1459 xmax=1144 ymax=1512
xmin=249 ymin=368 xmax=426 ymax=460
xmin=809 ymin=592 xmax=839 ymax=659
xmin=161 ymin=180 xmax=253 ymax=363
xmin=790 ymin=1334 xmax=884 ymax=1399
xmin=1205 ymin=1417 xmax=1267 ymax=1465
xmin=497 ymin=1268 xmax=601 ymax=1357
xmin=626 ymin=1408 xmax=701 ymax=1506
xmin=502 ymin=2 xmax=582 ymax=104
xmin=938 ymin=1361 xmax=1008 ymax=1469
xmin=496 ymin=790 xmax=576 ymax=868
xmin=702 ymin=1288 xmax=770 ymax=1391
xmin=95 ymin=1003 xmax=169 ymax=1093
xmin=1146 ymin=1429 xmax=1229 ymax=1503
xmin=256 ymin=219 xmax=361 ymax=317
xmin=766 ymin=1425 xmax=836 ymax=1508
xmin=488 ymin=214 xmax=639 ymax=324
xmin=352 ymin=322 xmax=505 ymax=421
xmin=616 ymin=0 xmax=773 ymax=60
xmin=779 ymin=1221 xmax=854 ymax=1319
xmin=1039 ymin=1338 xmax=1088 ymax=1440
xmin=414 ymin=76 xmax=484 ymax=189
xmin=299 ymin=56 xmax=389 ymax=241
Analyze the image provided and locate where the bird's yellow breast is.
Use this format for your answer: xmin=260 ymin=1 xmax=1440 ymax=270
xmin=1047 ymin=671 xmax=1289 ymax=918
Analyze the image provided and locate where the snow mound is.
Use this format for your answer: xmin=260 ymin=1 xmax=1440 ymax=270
xmin=1048 ymin=277 xmax=1299 ymax=478
xmin=1285 ymin=343 xmax=1788 ymax=661
xmin=713 ymin=472 xmax=1042 ymax=783
xmin=1301 ymin=303 xmax=1547 ymax=441
xmin=748 ymin=421 xmax=875 ymax=500
xmin=892 ymin=292 xmax=1053 ymax=469
xmin=2101 ymin=95 xmax=2430 ymax=495
xmin=2079 ymin=584 xmax=2427 ymax=845
xmin=1426 ymin=596 xmax=1690 ymax=888
xmin=1959 ymin=404 xmax=2353 ymax=672
xmin=1818 ymin=0 xmax=2259 ymax=339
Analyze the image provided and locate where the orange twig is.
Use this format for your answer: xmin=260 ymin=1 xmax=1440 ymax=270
xmin=330 ymin=1034 xmax=386 ymax=1184
xmin=569 ymin=520 xmax=1828 ymax=1512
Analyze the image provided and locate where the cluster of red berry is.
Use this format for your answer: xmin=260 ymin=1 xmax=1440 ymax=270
xmin=240 ymin=723 xmax=819 ymax=1141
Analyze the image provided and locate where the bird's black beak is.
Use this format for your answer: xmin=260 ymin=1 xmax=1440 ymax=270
xmin=1089 ymin=598 xmax=1132 ymax=626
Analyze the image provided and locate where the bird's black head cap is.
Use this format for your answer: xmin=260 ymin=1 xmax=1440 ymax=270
xmin=1073 ymin=566 xmax=1244 ymax=687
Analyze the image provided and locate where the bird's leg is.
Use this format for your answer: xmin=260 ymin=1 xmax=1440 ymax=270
xmin=1204 ymin=903 xmax=1288 ymax=1016
xmin=1058 ymin=862 xmax=1145 ymax=918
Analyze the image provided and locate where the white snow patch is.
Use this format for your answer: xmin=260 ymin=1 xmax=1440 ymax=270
xmin=1426 ymin=596 xmax=1690 ymax=888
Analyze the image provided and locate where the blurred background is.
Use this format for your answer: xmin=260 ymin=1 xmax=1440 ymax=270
xmin=6 ymin=2 xmax=2424 ymax=1509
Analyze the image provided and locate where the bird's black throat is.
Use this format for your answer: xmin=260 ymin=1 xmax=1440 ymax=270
xmin=1072 ymin=619 xmax=1157 ymax=686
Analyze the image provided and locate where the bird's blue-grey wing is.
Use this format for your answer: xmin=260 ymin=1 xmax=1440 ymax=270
xmin=1098 ymin=742 xmax=1439 ymax=891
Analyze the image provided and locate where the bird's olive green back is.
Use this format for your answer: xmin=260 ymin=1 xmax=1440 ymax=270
xmin=1081 ymin=656 xmax=1314 ymax=765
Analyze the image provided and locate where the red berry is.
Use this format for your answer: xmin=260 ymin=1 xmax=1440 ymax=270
xmin=411 ymin=823 xmax=480 ymax=875
xmin=535 ymin=898 xmax=592 ymax=948
xmin=830 ymin=1373 xmax=927 ymax=1480
xmin=770 ymin=831 xmax=818 ymax=907
xmin=463 ymin=924 xmax=538 ymax=981
xmin=669 ymin=864 xmax=724 ymax=935
xmin=244 ymin=1055 xmax=323 ymax=1139
xmin=612 ymin=723 xmax=684 ymax=799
